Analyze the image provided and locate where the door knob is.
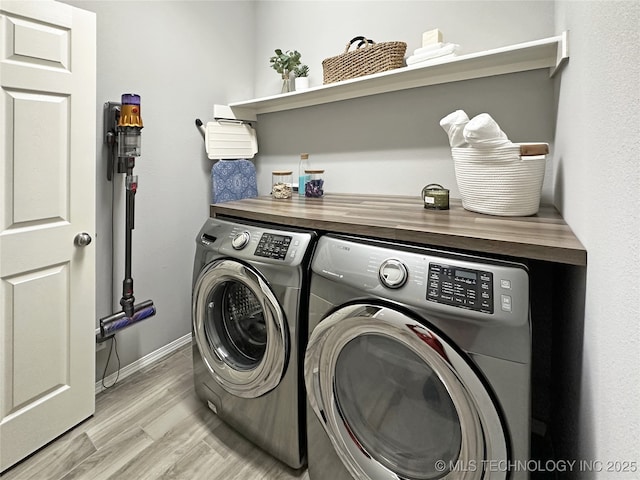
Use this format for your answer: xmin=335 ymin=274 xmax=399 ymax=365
xmin=74 ymin=232 xmax=92 ymax=247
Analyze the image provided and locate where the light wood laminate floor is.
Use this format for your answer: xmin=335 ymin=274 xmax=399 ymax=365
xmin=2 ymin=343 xmax=310 ymax=480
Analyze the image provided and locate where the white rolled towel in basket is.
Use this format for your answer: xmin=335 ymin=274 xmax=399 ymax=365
xmin=440 ymin=111 xmax=512 ymax=148
xmin=439 ymin=109 xmax=469 ymax=147
xmin=462 ymin=113 xmax=511 ymax=147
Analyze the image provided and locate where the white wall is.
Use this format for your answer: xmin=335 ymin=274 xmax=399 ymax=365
xmin=61 ymin=0 xmax=256 ymax=379
xmin=253 ymin=1 xmax=555 ymax=97
xmin=553 ymin=1 xmax=640 ymax=476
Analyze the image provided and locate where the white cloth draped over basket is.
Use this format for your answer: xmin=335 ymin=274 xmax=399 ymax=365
xmin=452 ymin=144 xmax=546 ymax=216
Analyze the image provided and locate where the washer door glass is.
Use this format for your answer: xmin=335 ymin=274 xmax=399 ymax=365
xmin=193 ymin=259 xmax=288 ymax=398
xmin=304 ymin=303 xmax=507 ymax=480
xmin=335 ymin=334 xmax=461 ymax=479
xmin=206 ymin=280 xmax=266 ymax=370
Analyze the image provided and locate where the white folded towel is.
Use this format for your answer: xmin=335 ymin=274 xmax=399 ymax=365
xmin=463 ymin=113 xmax=512 ymax=147
xmin=406 ymin=43 xmax=460 ymax=65
xmin=413 ymin=42 xmax=446 ymax=56
xmin=440 ymin=110 xmax=469 ymax=147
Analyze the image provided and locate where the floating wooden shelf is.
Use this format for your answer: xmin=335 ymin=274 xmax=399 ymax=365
xmin=227 ymin=32 xmax=569 ymax=117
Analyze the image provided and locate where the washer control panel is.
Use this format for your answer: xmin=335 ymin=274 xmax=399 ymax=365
xmin=254 ymin=233 xmax=292 ymax=260
xmin=427 ymin=263 xmax=494 ymax=314
xmin=200 ymin=218 xmax=313 ymax=266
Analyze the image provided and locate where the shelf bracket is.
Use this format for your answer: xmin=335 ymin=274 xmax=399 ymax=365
xmin=213 ymin=104 xmax=256 ymax=123
xmin=550 ymin=30 xmax=569 ymax=78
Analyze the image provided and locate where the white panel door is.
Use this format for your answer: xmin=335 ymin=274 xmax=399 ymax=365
xmin=0 ymin=0 xmax=96 ymax=472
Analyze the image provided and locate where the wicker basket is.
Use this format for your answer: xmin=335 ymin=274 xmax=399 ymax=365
xmin=452 ymin=144 xmax=547 ymax=216
xmin=322 ymin=36 xmax=407 ymax=84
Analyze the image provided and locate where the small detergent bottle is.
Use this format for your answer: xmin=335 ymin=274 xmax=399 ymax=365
xmin=298 ymin=153 xmax=310 ymax=195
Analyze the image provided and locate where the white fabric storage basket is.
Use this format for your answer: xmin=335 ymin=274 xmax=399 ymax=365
xmin=452 ymin=145 xmax=546 ymax=216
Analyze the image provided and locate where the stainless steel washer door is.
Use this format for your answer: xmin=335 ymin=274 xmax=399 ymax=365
xmin=304 ymin=303 xmax=508 ymax=480
xmin=193 ymin=259 xmax=288 ymax=398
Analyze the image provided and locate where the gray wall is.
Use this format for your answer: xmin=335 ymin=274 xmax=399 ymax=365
xmin=552 ymin=1 xmax=640 ymax=475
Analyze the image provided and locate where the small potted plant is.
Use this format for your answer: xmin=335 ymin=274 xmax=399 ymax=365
xmin=294 ymin=64 xmax=310 ymax=91
xmin=269 ymin=49 xmax=301 ymax=93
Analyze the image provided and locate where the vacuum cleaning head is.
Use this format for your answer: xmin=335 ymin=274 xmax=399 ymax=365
xmin=97 ymin=299 xmax=156 ymax=343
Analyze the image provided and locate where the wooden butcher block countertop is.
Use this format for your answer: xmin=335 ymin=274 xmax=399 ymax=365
xmin=210 ymin=194 xmax=587 ymax=266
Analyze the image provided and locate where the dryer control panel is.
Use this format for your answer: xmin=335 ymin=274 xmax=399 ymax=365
xmin=427 ymin=264 xmax=493 ymax=314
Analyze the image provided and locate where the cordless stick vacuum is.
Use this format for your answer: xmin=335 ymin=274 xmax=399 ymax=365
xmin=97 ymin=94 xmax=156 ymax=343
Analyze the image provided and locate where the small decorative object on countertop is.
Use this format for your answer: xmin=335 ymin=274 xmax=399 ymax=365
xmin=422 ymin=184 xmax=449 ymax=210
xmin=272 ymin=170 xmax=293 ymax=199
xmin=298 ymin=153 xmax=310 ymax=195
xmin=304 ymin=169 xmax=324 ymax=197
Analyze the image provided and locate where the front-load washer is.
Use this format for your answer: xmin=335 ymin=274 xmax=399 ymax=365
xmin=192 ymin=217 xmax=316 ymax=469
xmin=304 ymin=234 xmax=531 ymax=480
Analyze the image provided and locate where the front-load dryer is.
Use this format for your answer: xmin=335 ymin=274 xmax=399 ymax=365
xmin=304 ymin=234 xmax=531 ymax=480
xmin=192 ymin=217 xmax=316 ymax=469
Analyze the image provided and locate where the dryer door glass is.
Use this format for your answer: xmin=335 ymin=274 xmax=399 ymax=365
xmin=334 ymin=333 xmax=461 ymax=479
xmin=305 ymin=303 xmax=507 ymax=480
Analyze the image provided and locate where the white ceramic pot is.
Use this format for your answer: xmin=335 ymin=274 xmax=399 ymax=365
xmin=295 ymin=77 xmax=309 ymax=91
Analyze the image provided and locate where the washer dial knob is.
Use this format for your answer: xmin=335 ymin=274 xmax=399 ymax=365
xmin=379 ymin=259 xmax=408 ymax=289
xmin=231 ymin=231 xmax=251 ymax=250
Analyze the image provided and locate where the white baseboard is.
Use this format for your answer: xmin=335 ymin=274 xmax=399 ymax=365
xmin=95 ymin=333 xmax=192 ymax=394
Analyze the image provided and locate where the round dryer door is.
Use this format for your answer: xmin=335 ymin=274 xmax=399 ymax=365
xmin=193 ymin=259 xmax=288 ymax=398
xmin=304 ymin=303 xmax=508 ymax=480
